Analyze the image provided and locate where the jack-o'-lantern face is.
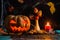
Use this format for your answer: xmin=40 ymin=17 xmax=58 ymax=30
xmin=9 ymin=20 xmax=17 ymax=32
xmin=4 ymin=15 xmax=30 ymax=33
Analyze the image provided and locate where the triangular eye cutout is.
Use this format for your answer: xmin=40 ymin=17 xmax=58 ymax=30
xmin=10 ymin=20 xmax=16 ymax=23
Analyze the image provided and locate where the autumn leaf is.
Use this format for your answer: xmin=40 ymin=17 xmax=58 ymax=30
xmin=47 ymin=2 xmax=56 ymax=14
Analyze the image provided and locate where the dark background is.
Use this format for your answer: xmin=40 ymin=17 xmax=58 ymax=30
xmin=1 ymin=0 xmax=60 ymax=30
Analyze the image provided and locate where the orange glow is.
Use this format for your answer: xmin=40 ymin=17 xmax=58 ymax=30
xmin=22 ymin=20 xmax=27 ymax=24
xmin=45 ymin=22 xmax=52 ymax=31
xmin=10 ymin=20 xmax=16 ymax=24
xmin=46 ymin=22 xmax=50 ymax=26
xmin=10 ymin=20 xmax=29 ymax=32
xmin=10 ymin=26 xmax=29 ymax=32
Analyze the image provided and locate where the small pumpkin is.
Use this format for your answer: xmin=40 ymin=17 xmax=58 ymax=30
xmin=4 ymin=15 xmax=30 ymax=33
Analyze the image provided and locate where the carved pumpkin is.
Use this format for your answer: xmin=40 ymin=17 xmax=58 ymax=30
xmin=4 ymin=15 xmax=30 ymax=33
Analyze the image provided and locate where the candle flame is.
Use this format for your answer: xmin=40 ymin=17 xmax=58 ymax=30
xmin=46 ymin=22 xmax=50 ymax=26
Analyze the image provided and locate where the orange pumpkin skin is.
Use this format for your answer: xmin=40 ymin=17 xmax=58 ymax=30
xmin=4 ymin=15 xmax=30 ymax=33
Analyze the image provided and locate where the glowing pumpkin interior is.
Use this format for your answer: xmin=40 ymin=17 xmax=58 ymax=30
xmin=5 ymin=15 xmax=30 ymax=33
